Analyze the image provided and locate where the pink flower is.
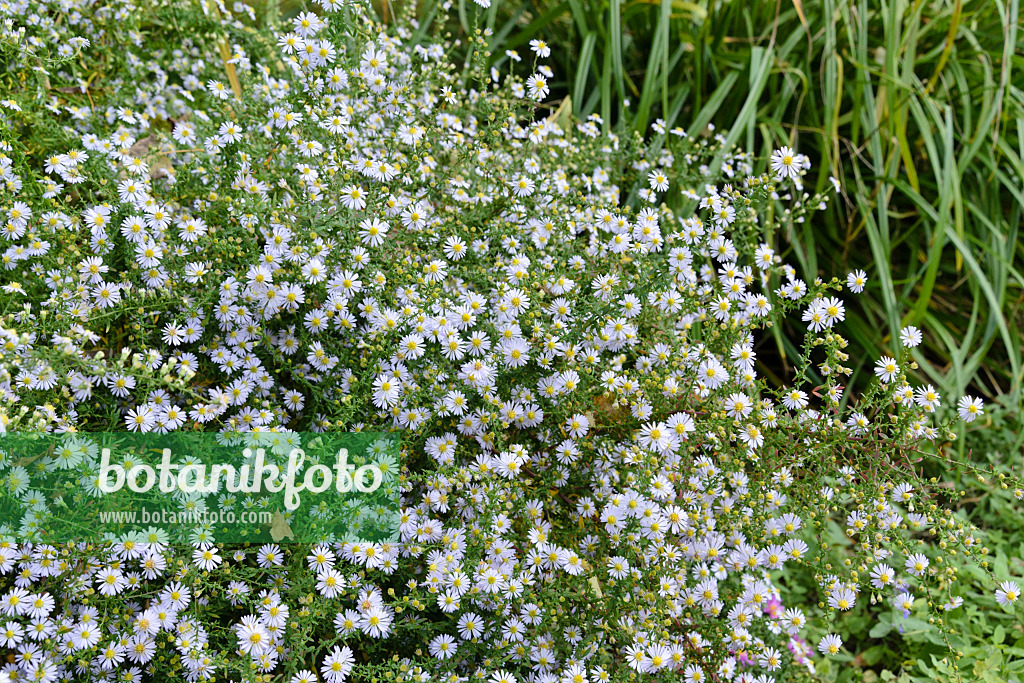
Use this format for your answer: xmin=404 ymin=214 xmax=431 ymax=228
xmin=764 ymin=598 xmax=783 ymax=619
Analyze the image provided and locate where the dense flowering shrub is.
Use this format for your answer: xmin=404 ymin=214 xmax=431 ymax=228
xmin=0 ymin=1 xmax=1019 ymax=682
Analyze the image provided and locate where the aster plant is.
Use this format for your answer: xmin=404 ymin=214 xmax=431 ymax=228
xmin=0 ymin=0 xmax=1019 ymax=682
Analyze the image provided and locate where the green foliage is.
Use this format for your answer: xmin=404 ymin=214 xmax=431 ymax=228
xmin=774 ymin=398 xmax=1024 ymax=682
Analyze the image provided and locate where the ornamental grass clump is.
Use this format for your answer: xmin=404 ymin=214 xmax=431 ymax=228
xmin=0 ymin=1 xmax=1019 ymax=682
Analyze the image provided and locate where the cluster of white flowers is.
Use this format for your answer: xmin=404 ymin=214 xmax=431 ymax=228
xmin=0 ymin=0 xmax=1016 ymax=682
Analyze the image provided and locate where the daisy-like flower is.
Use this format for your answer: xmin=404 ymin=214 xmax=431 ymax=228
xmin=818 ymin=633 xmax=843 ymax=656
xmin=648 ymin=170 xmax=669 ymax=192
xmin=758 ymin=647 xmax=783 ymax=671
xmin=738 ymin=423 xmax=764 ymax=449
xmin=820 ymin=296 xmax=845 ymax=326
xmin=359 ymin=606 xmax=393 ymax=638
xmin=529 ymin=39 xmax=551 ymax=58
xmin=802 ymin=300 xmax=828 ymax=332
xmin=317 ymin=569 xmax=345 ymax=598
xmin=193 ymin=545 xmax=222 ymax=570
xmin=770 ymin=146 xmax=799 ymax=180
xmin=340 ymin=185 xmax=367 ymax=210
xmin=95 ymin=568 xmax=127 ymax=595
xmin=869 ymin=564 xmax=895 ymax=590
xmin=913 ymin=384 xmax=941 ymax=412
xmin=722 ymin=392 xmax=753 ymax=418
xmin=891 ymin=482 xmax=914 ymax=503
xmin=93 ymin=282 xmax=122 ymax=308
xmin=235 ymin=616 xmax=271 ymax=656
xmin=566 ymin=413 xmax=590 ymax=438
xmin=682 ymin=664 xmax=704 ymax=683
xmin=900 ymin=325 xmax=923 ymax=347
xmin=171 ymin=122 xmax=196 ymax=145
xmin=207 ymin=79 xmax=230 ymax=99
xmin=372 ymin=374 xmax=401 ymax=409
xmin=957 ymin=395 xmax=984 ymax=423
xmin=256 ymin=544 xmax=283 ymax=567
xmin=828 ymin=586 xmax=856 ymax=610
xmin=83 ymin=205 xmax=112 ymax=233
xmin=125 ymin=405 xmax=155 ymax=432
xmin=995 ymin=580 xmax=1020 ymax=606
xmin=0 ymin=621 xmax=23 ymax=648
xmin=846 ymin=269 xmax=867 ymax=293
xmin=443 ymin=236 xmax=467 ymax=260
xmin=322 ymin=645 xmax=355 ymax=682
xmin=58 ymin=247 xmax=88 ymax=277
xmin=456 ymin=612 xmax=483 ymax=639
xmin=428 ymin=633 xmax=458 ymax=660
xmin=905 ymin=552 xmax=930 ymax=576
xmin=874 ymin=356 xmax=900 ymax=383
xmin=71 ymin=622 xmax=102 ymax=650
xmin=358 ymin=217 xmax=388 ymax=247
xmin=526 ymin=73 xmax=549 ymax=101
xmin=781 ymin=389 xmax=808 ymax=411
xmin=161 ymin=581 xmax=191 ymax=609
xmin=511 ymin=175 xmax=535 ymax=198
xmin=943 ymin=596 xmax=965 ymax=611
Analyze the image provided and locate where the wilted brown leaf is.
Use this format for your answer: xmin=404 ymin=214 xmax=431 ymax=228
xmin=268 ymin=510 xmax=293 ymax=542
